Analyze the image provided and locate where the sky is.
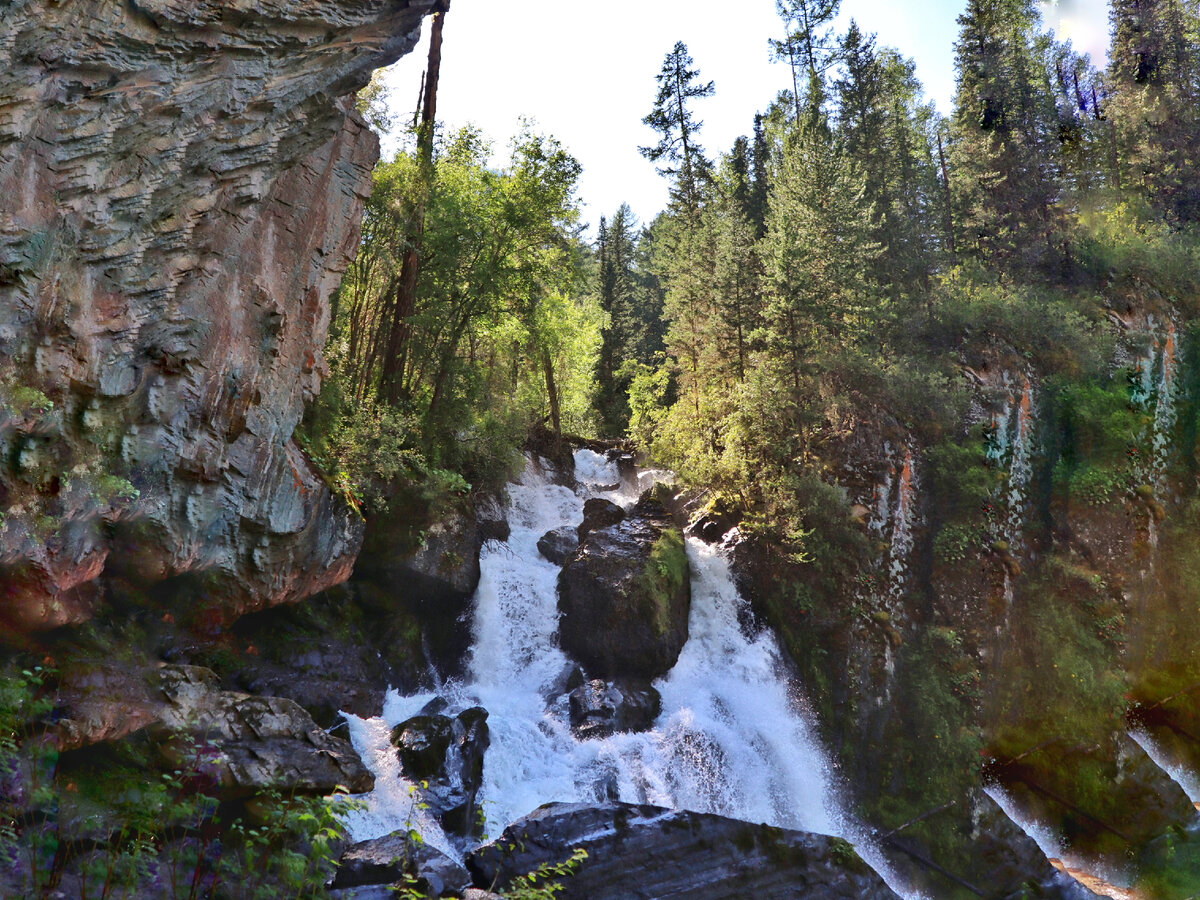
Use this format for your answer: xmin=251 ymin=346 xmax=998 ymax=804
xmin=380 ymin=0 xmax=1110 ymax=231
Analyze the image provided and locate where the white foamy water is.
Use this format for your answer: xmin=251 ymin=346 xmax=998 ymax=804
xmin=344 ymin=449 xmax=903 ymax=891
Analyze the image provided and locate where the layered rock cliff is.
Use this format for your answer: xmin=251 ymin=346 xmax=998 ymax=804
xmin=0 ymin=0 xmax=438 ymax=633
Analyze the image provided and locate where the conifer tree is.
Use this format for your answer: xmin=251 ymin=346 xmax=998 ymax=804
xmin=761 ymin=127 xmax=878 ymax=394
xmin=948 ymin=0 xmax=1064 ymax=269
xmin=641 ymin=42 xmax=716 ymax=213
xmin=771 ymin=0 xmax=843 ymax=127
xmin=1107 ymin=0 xmax=1200 ymax=221
xmin=836 ymin=24 xmax=943 ymax=303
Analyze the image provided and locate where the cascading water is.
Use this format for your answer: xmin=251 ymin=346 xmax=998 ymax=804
xmin=985 ymin=375 xmax=1037 ymax=619
xmin=343 ymin=449 xmax=908 ymax=893
xmin=984 ymin=786 xmax=1140 ymax=900
xmin=886 ymin=447 xmax=918 ymax=610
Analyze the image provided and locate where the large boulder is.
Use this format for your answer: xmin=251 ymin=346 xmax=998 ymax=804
xmin=466 ymin=802 xmax=901 ymax=900
xmin=577 ymin=498 xmax=625 ymax=538
xmin=538 ymin=527 xmax=579 ymax=566
xmin=152 ymin=666 xmax=373 ymax=799
xmin=390 ymin=706 xmax=490 ymax=839
xmin=558 ymin=492 xmax=690 ymax=680
xmin=567 ymin=679 xmax=661 ymax=740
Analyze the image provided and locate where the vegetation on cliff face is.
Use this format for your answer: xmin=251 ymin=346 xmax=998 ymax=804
xmin=570 ymin=0 xmax=1200 ymax=893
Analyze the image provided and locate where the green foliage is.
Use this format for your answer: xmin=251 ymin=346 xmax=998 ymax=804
xmin=0 ymin=664 xmax=361 ymax=899
xmin=638 ymin=529 xmax=688 ymax=638
xmin=323 ymin=120 xmax=596 ymax=512
xmin=499 ymin=847 xmax=589 ymax=899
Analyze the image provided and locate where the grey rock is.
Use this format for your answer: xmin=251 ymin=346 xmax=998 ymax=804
xmin=333 ymin=831 xmax=471 ymax=897
xmin=0 ymin=0 xmax=437 ymax=632
xmin=567 ymin=679 xmax=661 ymax=740
xmin=153 ymin=665 xmax=373 ymax=799
xmin=537 ymin=527 xmax=579 ymax=565
xmin=466 ymin=802 xmax=901 ymax=900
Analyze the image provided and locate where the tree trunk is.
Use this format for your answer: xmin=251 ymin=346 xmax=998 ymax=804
xmin=542 ymin=348 xmax=562 ymax=435
xmin=937 ymin=130 xmax=957 ymax=258
xmin=380 ymin=1 xmax=450 ymax=404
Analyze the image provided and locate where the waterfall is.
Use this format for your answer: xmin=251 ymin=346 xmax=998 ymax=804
xmin=983 ymin=375 xmax=1037 ymax=619
xmin=342 ymin=450 xmax=909 ymax=894
xmin=984 ymin=786 xmax=1139 ymax=900
xmin=862 ymin=443 xmax=918 ymax=614
xmin=1129 ymin=729 xmax=1200 ymax=807
xmin=886 ymin=448 xmax=918 ymax=609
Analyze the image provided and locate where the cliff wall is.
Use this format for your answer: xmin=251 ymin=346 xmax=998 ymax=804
xmin=0 ymin=0 xmax=434 ymax=631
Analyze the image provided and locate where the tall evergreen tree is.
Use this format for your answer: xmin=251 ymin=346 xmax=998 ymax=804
xmin=640 ymin=42 xmax=716 ymax=213
xmin=836 ymin=25 xmax=944 ymax=305
xmin=1107 ymin=0 xmax=1200 ymax=221
xmin=771 ymin=0 xmax=843 ymax=127
xmin=948 ymin=0 xmax=1064 ymax=269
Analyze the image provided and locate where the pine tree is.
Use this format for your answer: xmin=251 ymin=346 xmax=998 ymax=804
xmin=1107 ymin=0 xmax=1200 ymax=222
xmin=948 ymin=0 xmax=1064 ymax=269
xmin=640 ymin=42 xmax=716 ymax=213
xmin=761 ymin=127 xmax=879 ymax=394
xmin=836 ymin=25 xmax=944 ymax=304
xmin=771 ymin=0 xmax=843 ymax=127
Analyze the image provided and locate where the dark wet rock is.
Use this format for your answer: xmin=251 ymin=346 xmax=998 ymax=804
xmin=333 ymin=830 xmax=472 ymax=897
xmin=688 ymin=514 xmax=733 ymax=545
xmin=466 ymin=802 xmax=900 ymax=899
xmin=578 ymin=498 xmax=626 ymax=538
xmin=558 ymin=492 xmax=690 ymax=680
xmin=391 ymin=715 xmax=456 ymax=781
xmin=477 ymin=494 xmax=511 ymax=543
xmin=390 ymin=707 xmax=491 ymax=839
xmin=538 ymin=527 xmax=580 ymax=565
xmin=420 ymin=697 xmax=452 ymax=717
xmin=878 ymin=790 xmax=1103 ymax=900
xmin=152 ymin=666 xmax=373 ymax=799
xmin=356 ymin=500 xmax=482 ymax=679
xmin=568 ymin=679 xmax=662 ymax=740
xmin=223 ymin=583 xmax=427 ymax=729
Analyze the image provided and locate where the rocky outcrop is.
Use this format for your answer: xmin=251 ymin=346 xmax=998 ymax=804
xmin=0 ymin=0 xmax=438 ymax=633
xmin=224 ymin=582 xmax=428 ymax=728
xmin=355 ymin=497 xmax=490 ymax=677
xmin=154 ymin=665 xmax=373 ymax=798
xmin=558 ymin=492 xmax=690 ymax=680
xmin=333 ymin=831 xmax=472 ymax=898
xmin=466 ymin=802 xmax=900 ymax=899
xmin=390 ymin=705 xmax=490 ymax=838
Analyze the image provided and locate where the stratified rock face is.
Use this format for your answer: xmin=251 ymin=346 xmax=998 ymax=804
xmin=154 ymin=665 xmax=374 ymax=798
xmin=467 ymin=802 xmax=901 ymax=900
xmin=0 ymin=0 xmax=437 ymax=632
